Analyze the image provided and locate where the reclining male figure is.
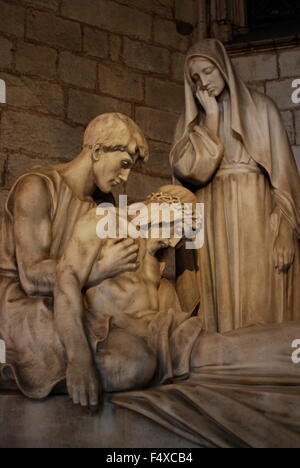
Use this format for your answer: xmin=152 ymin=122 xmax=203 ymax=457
xmin=54 ymin=185 xmax=201 ymax=408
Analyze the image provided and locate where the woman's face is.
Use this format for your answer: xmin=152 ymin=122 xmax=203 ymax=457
xmin=189 ymin=57 xmax=225 ymax=98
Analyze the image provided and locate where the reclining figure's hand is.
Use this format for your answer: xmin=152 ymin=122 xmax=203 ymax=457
xmin=88 ymin=239 xmax=139 ymax=287
xmin=66 ymin=358 xmax=101 ymax=408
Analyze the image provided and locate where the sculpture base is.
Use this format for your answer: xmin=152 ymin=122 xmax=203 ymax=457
xmin=0 ymin=391 xmax=199 ymax=448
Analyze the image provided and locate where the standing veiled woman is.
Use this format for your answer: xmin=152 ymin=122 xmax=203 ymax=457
xmin=170 ymin=39 xmax=300 ymax=332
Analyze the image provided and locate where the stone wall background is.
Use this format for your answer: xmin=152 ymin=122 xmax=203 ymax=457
xmin=0 ymin=0 xmax=299 ymax=213
xmin=0 ymin=0 xmax=199 ymax=211
xmin=229 ymin=44 xmax=300 ymax=173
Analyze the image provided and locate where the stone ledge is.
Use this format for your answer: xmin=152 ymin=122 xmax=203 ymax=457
xmin=226 ymin=36 xmax=300 ymax=57
xmin=0 ymin=391 xmax=199 ymax=448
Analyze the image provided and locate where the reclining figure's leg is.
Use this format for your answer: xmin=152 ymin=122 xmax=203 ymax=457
xmin=95 ymin=328 xmax=157 ymax=393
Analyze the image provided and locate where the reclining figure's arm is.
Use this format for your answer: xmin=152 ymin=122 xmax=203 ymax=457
xmin=54 ymin=210 xmax=140 ymax=408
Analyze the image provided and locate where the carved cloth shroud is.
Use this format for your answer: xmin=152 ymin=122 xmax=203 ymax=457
xmin=113 ymin=321 xmax=300 ymax=448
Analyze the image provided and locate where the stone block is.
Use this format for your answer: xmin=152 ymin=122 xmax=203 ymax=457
xmin=171 ymin=52 xmax=186 ymax=82
xmin=59 ymin=52 xmax=97 ymax=90
xmin=109 ymin=34 xmax=122 ymax=62
xmin=175 ymin=0 xmax=197 ymax=25
xmin=16 ymin=42 xmax=57 ymax=79
xmin=83 ymin=27 xmax=109 ymax=59
xmin=147 ymin=140 xmax=172 ymax=177
xmin=248 ymin=83 xmax=265 ymax=95
xmin=279 ymin=48 xmax=300 ymax=78
xmin=0 ymin=1 xmax=25 ymax=38
xmin=136 ymin=106 xmax=178 ymax=143
xmin=27 ymin=10 xmax=81 ymax=51
xmin=145 ymin=77 xmax=184 ymax=113
xmin=98 ymin=63 xmax=143 ymax=102
xmin=126 ymin=170 xmax=171 ymax=203
xmin=6 ymin=153 xmax=62 ymax=186
xmin=154 ymin=18 xmax=189 ymax=53
xmin=23 ymin=78 xmax=64 ymax=116
xmin=2 ymin=73 xmax=42 ymax=108
xmin=266 ymin=79 xmax=297 ymax=110
xmin=232 ymin=54 xmax=278 ymax=82
xmin=23 ymin=0 xmax=59 ymax=11
xmin=0 ymin=36 xmax=13 ymax=70
xmin=281 ymin=111 xmax=295 ymax=144
xmin=1 ymin=111 xmax=82 ymax=160
xmin=123 ymin=38 xmax=171 ymax=75
xmin=68 ymin=89 xmax=132 ymax=126
xmin=61 ymin=0 xmax=152 ymax=41
xmin=1 ymin=73 xmax=64 ymax=116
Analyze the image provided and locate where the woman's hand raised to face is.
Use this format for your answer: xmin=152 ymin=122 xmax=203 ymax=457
xmin=196 ymin=87 xmax=220 ymax=118
xmin=195 ymin=87 xmax=220 ymax=135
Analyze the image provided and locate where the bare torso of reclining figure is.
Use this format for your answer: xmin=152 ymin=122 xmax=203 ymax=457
xmin=86 ymin=237 xmax=162 ymax=338
xmin=55 ymin=207 xmax=181 ymax=397
xmin=85 ymin=237 xmax=168 ymax=392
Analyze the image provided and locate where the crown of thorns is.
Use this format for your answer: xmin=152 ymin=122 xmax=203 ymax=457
xmin=147 ymin=192 xmax=182 ymax=204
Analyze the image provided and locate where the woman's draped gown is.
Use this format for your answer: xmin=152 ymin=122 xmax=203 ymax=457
xmin=170 ymin=39 xmax=300 ymax=332
xmin=173 ymin=90 xmax=300 ymax=332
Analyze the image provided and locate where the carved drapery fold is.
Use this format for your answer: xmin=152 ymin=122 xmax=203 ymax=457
xmin=197 ymin=0 xmax=248 ymax=42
